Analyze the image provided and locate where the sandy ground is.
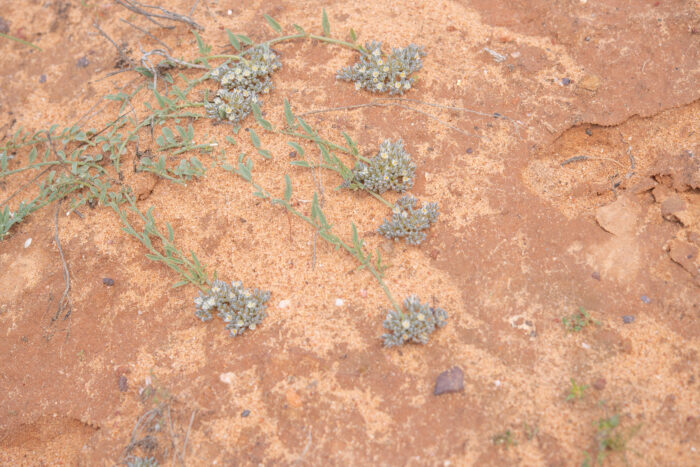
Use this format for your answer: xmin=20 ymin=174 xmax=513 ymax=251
xmin=0 ymin=0 xmax=699 ymax=465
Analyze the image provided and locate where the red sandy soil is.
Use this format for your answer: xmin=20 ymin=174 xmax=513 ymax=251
xmin=0 ymin=0 xmax=698 ymax=465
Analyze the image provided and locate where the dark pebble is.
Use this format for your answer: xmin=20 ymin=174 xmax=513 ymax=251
xmin=102 ymin=277 xmax=115 ymax=286
xmin=288 ymin=151 xmax=297 ymax=158
xmin=0 ymin=17 xmax=9 ymax=34
xmin=241 ymin=409 xmax=250 ymax=418
xmin=592 ymin=378 xmax=606 ymax=390
xmin=434 ymin=366 xmax=464 ymax=395
xmin=591 ymin=271 xmax=601 ymax=281
xmin=39 ymin=74 xmax=46 ymax=83
xmin=76 ymin=56 xmax=89 ymax=68
xmin=585 ymin=128 xmax=593 ymax=136
xmin=427 ymin=147 xmax=434 ymax=152
xmin=561 ymin=77 xmax=571 ymax=86
xmin=466 ymin=148 xmax=473 ymax=154
xmin=641 ymin=295 xmax=651 ymax=304
xmin=118 ymin=375 xmax=128 ymax=392
xmin=493 ymin=112 xmax=502 ymax=119
xmin=623 ymin=315 xmax=635 ymax=324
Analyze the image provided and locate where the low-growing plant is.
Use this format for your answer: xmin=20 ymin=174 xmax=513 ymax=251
xmin=582 ymin=414 xmax=640 ymax=466
xmin=492 ymin=429 xmax=517 ymax=449
xmin=566 ymin=378 xmax=588 ymax=401
xmin=563 ymin=307 xmax=600 ymax=332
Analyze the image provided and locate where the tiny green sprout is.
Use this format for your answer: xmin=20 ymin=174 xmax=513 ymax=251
xmin=566 ymin=378 xmax=588 ymax=401
xmin=562 ymin=307 xmax=600 ymax=332
xmin=492 ymin=429 xmax=517 ymax=449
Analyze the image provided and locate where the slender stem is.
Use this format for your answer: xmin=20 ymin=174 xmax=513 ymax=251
xmin=307 ymin=34 xmax=364 ymax=52
xmin=1 ymin=161 xmax=62 ymax=179
xmin=0 ymin=32 xmax=42 ymax=51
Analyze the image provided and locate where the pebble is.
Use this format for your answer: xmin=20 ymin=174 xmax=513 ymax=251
xmin=592 ymin=378 xmax=606 ymax=390
xmin=434 ymin=366 xmax=464 ymax=395
xmin=24 ymin=238 xmax=32 ymax=248
xmin=466 ymin=148 xmax=473 ymax=154
xmin=288 ymin=151 xmax=297 ymax=158
xmin=39 ymin=74 xmax=46 ymax=83
xmin=581 ymin=342 xmax=591 ymax=349
xmin=118 ymin=375 xmax=128 ymax=392
xmin=102 ymin=277 xmax=115 ymax=286
xmin=219 ymin=372 xmax=235 ymax=384
xmin=561 ymin=77 xmax=571 ymax=86
xmin=622 ymin=315 xmax=635 ymax=324
xmin=241 ymin=410 xmax=250 ymax=417
xmin=641 ymin=295 xmax=651 ymax=304
xmin=76 ymin=56 xmax=89 ymax=68
xmin=0 ymin=17 xmax=9 ymax=34
xmin=591 ymin=271 xmax=601 ymax=280
xmin=335 ymin=298 xmax=344 ymax=307
xmin=278 ymin=299 xmax=291 ymax=309
xmin=585 ymin=128 xmax=593 ymax=136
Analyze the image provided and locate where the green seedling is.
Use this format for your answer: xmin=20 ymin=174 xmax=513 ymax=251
xmin=563 ymin=307 xmax=600 ymax=332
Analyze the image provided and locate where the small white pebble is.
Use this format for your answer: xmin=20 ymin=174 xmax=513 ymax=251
xmin=24 ymin=238 xmax=32 ymax=248
xmin=494 ymin=380 xmax=501 ymax=387
xmin=219 ymin=372 xmax=235 ymax=384
xmin=278 ymin=299 xmax=291 ymax=309
xmin=335 ymin=298 xmax=344 ymax=307
xmin=137 ymin=309 xmax=144 ymax=315
xmin=227 ymin=9 xmax=232 ymax=15
xmin=581 ymin=342 xmax=590 ymax=349
xmin=510 ymin=51 xmax=521 ymax=58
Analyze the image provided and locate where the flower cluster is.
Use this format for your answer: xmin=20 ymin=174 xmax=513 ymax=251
xmin=378 ymin=195 xmax=439 ymax=245
xmin=205 ymin=44 xmax=281 ymax=123
xmin=344 ymin=139 xmax=416 ymax=193
xmin=336 ymin=41 xmax=426 ymax=94
xmin=382 ymin=295 xmax=448 ymax=347
xmin=194 ymin=280 xmax=270 ymax=337
xmin=204 ymin=88 xmax=260 ymax=122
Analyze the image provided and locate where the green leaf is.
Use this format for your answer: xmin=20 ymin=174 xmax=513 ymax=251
xmin=257 ymin=148 xmax=272 ymax=159
xmin=284 ymin=174 xmax=292 ymax=201
xmin=351 ymin=223 xmax=361 ymax=250
xmin=162 ymin=127 xmax=175 ymax=143
xmin=172 ymin=280 xmax=189 ymax=288
xmin=225 ymin=135 xmax=236 ymax=145
xmin=342 ymin=132 xmax=359 ymax=155
xmin=192 ymin=30 xmax=211 ymax=56
xmin=290 ymin=160 xmax=311 ymax=168
xmin=166 ymin=222 xmax=174 ymax=242
xmin=297 ymin=117 xmax=314 ymax=136
xmin=237 ymin=162 xmax=251 ymax=181
xmin=237 ymin=34 xmax=253 ymax=45
xmin=292 ymin=24 xmax=305 ymax=34
xmin=134 ymin=66 xmax=154 ymax=78
xmin=319 ymin=144 xmax=331 ymax=163
xmin=283 ymin=99 xmax=294 ymax=127
xmin=153 ymin=89 xmax=167 ymax=109
xmin=248 ymin=128 xmax=261 ymax=148
xmin=287 ymin=141 xmax=305 ymax=157
xmin=264 ymin=14 xmax=282 ymax=32
xmin=251 ymin=102 xmax=273 ymax=131
xmin=350 ymin=28 xmax=357 ymax=42
xmin=322 ymin=9 xmax=330 ymax=37
xmin=28 ymin=147 xmax=37 ymax=163
xmin=226 ymin=29 xmax=241 ymax=51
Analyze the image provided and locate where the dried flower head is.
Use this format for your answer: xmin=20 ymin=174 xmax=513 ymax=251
xmin=378 ymin=195 xmax=439 ymax=245
xmin=337 ymin=41 xmax=426 ymax=95
xmin=194 ymin=280 xmax=270 ymax=337
xmin=344 ymin=139 xmax=416 ymax=193
xmin=382 ymin=295 xmax=447 ymax=347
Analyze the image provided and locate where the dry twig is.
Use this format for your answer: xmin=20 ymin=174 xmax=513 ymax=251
xmin=114 ymin=0 xmax=204 ymax=30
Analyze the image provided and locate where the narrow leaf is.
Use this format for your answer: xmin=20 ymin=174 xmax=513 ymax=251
xmin=248 ymin=128 xmax=261 ymax=148
xmin=172 ymin=280 xmax=189 ymax=288
xmin=257 ymin=148 xmax=272 ymax=159
xmin=283 ymin=99 xmax=294 ymax=127
xmin=284 ymin=174 xmax=292 ymax=201
xmin=237 ymin=34 xmax=253 ymax=45
xmin=350 ymin=28 xmax=357 ymax=42
xmin=287 ymin=141 xmax=305 ymax=157
xmin=290 ymin=160 xmax=311 ymax=168
xmin=322 ymin=9 xmax=330 ymax=37
xmin=226 ymin=29 xmax=241 ymax=50
xmin=264 ymin=14 xmax=282 ymax=32
xmin=292 ymin=24 xmax=305 ymax=34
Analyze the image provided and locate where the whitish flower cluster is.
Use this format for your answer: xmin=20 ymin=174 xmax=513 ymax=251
xmin=127 ymin=457 xmax=158 ymax=467
xmin=345 ymin=139 xmax=416 ymax=193
xmin=205 ymin=88 xmax=260 ymax=122
xmin=194 ymin=280 xmax=270 ymax=337
xmin=336 ymin=41 xmax=426 ymax=94
xmin=378 ymin=195 xmax=439 ymax=245
xmin=205 ymin=45 xmax=281 ymax=123
xmin=382 ymin=295 xmax=447 ymax=347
